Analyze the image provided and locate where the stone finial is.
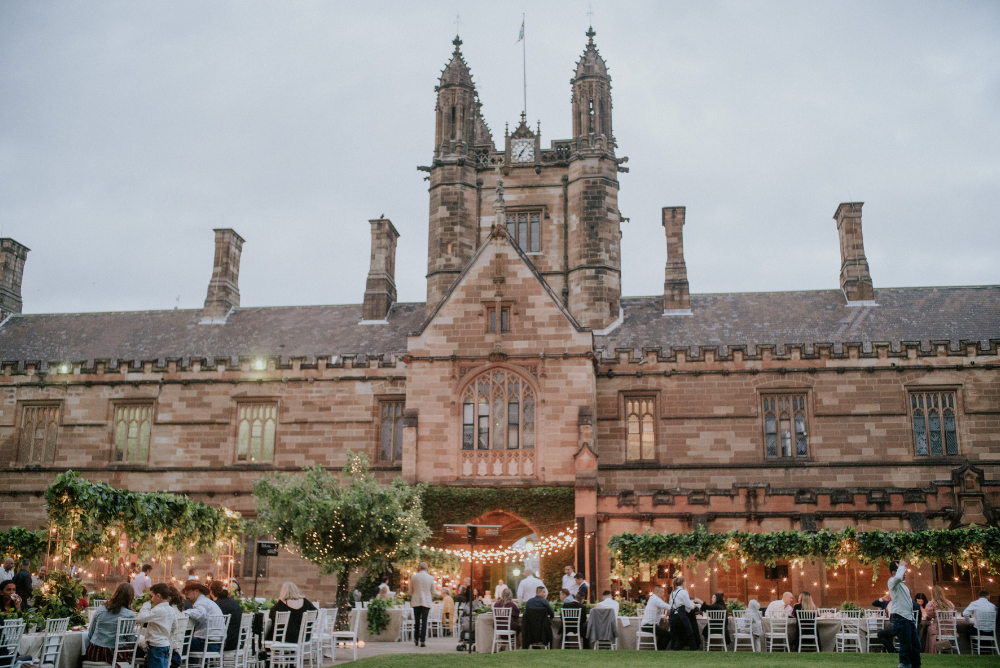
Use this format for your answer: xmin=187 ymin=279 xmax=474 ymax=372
xmin=202 ymin=229 xmax=244 ymax=321
xmin=0 ymin=238 xmax=29 ymax=318
xmin=833 ymin=202 xmax=874 ymax=303
xmin=662 ymin=207 xmax=691 ymax=314
xmin=362 ymin=218 xmax=400 ymax=322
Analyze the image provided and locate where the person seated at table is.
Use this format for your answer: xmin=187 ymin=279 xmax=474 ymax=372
xmin=595 ymin=590 xmax=619 ymax=616
xmin=560 ymin=588 xmax=588 ymax=648
xmin=640 ymin=584 xmax=671 ymax=647
xmin=377 ymin=575 xmax=393 ymax=599
xmin=166 ymin=586 xmax=190 ymax=668
xmin=961 ymin=590 xmax=997 ymax=645
xmin=86 ymin=583 xmax=136 ymax=664
xmin=183 ymin=582 xmax=223 ymax=653
xmin=493 ymin=587 xmax=521 ymax=635
xmin=31 ymin=566 xmax=47 ymax=589
xmin=701 ymin=592 xmax=732 ymax=646
xmin=765 ymin=592 xmax=794 ymax=617
xmin=522 ymin=586 xmax=554 ymax=648
xmin=78 ymin=586 xmax=90 ymax=610
xmin=136 ymin=583 xmax=177 ymax=668
xmin=187 ymin=568 xmax=199 ymax=581
xmin=471 ymin=588 xmax=484 ymax=604
xmin=265 ymin=582 xmax=316 ymax=644
xmin=209 ymin=580 xmax=243 ymax=651
xmin=924 ymin=585 xmax=955 ymax=653
xmin=791 ymin=591 xmax=817 ymax=616
xmin=0 ymin=580 xmax=20 ymax=613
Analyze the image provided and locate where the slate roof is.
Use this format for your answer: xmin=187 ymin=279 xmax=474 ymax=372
xmin=596 ymin=286 xmax=1000 ymax=358
xmin=0 ymin=286 xmax=996 ymax=368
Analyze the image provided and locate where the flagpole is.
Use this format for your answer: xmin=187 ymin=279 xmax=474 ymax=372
xmin=522 ymin=14 xmax=526 ymax=118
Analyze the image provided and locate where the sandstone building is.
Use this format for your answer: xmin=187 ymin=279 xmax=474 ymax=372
xmin=1 ymin=30 xmax=998 ymax=604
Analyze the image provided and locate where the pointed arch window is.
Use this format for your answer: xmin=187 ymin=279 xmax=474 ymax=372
xmin=762 ymin=395 xmax=808 ymax=458
xmin=910 ymin=391 xmax=958 ymax=457
xmin=461 ymin=369 xmax=535 ymax=451
xmin=625 ymin=398 xmax=656 ymax=461
xmin=379 ymin=400 xmax=405 ymax=462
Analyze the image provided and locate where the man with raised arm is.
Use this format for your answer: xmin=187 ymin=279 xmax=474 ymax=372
xmin=887 ymin=559 xmax=920 ymax=668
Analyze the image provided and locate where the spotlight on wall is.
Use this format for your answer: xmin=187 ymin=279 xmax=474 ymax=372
xmin=254 ymin=358 xmax=265 ymax=370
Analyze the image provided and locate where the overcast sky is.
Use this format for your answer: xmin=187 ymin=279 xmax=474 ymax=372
xmin=2 ymin=1 xmax=997 ymax=315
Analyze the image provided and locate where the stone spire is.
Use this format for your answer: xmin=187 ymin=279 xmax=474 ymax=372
xmin=571 ymin=28 xmax=613 ymax=141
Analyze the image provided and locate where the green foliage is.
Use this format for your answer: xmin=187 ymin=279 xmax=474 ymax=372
xmin=609 ymin=526 xmax=1000 ymax=586
xmin=840 ymin=600 xmax=861 ymax=611
xmin=43 ymin=471 xmax=243 ymax=562
xmin=726 ymin=598 xmax=747 ymax=612
xmin=0 ymin=527 xmax=46 ymax=564
xmin=615 ymin=596 xmax=638 ymax=617
xmin=367 ymin=597 xmax=392 ymax=636
xmin=262 ymin=598 xmax=277 ymax=610
xmin=0 ymin=609 xmax=46 ymax=632
xmin=420 ymin=486 xmax=575 ymax=538
xmin=240 ymin=598 xmax=262 ymax=613
xmin=131 ymin=592 xmax=152 ymax=612
xmin=354 ymin=570 xmax=383 ymax=601
xmin=33 ymin=571 xmax=87 ymax=626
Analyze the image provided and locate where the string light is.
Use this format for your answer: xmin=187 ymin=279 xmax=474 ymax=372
xmin=420 ymin=526 xmax=577 ymax=564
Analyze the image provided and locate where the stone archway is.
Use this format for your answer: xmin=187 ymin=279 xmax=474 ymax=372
xmin=462 ymin=510 xmax=539 ymax=598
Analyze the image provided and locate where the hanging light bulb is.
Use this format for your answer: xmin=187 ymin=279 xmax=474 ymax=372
xmin=525 ymin=538 xmax=534 ymax=552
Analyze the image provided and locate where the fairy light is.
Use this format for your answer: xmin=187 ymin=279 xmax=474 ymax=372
xmin=421 ymin=526 xmax=577 ymax=564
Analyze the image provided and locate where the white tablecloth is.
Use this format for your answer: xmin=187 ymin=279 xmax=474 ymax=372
xmin=19 ymin=630 xmax=88 ymax=668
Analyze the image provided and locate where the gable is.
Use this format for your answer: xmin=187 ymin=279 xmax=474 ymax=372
xmin=408 ymin=229 xmax=593 ymax=357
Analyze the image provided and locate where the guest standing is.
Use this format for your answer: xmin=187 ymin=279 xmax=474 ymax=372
xmin=209 ymin=581 xmax=243 ymax=651
xmin=562 ymin=565 xmax=578 ymax=596
xmin=86 ymin=583 xmax=136 ymax=663
xmin=11 ymin=559 xmax=32 ymax=611
xmin=265 ymin=582 xmax=315 ymax=644
xmin=409 ymin=562 xmax=435 ymax=648
xmin=573 ymin=573 xmax=590 ymax=603
xmin=884 ymin=560 xmax=920 ymax=668
xmin=516 ymin=570 xmax=546 ymax=603
xmin=131 ymin=564 xmax=153 ymax=596
xmin=441 ymin=587 xmax=455 ymax=632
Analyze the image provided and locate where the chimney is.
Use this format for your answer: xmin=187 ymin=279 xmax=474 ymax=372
xmin=833 ymin=202 xmax=874 ymax=303
xmin=662 ymin=207 xmax=691 ymax=314
xmin=362 ymin=218 xmax=400 ymax=322
xmin=0 ymin=239 xmax=29 ymax=318
xmin=202 ymin=228 xmax=245 ymax=321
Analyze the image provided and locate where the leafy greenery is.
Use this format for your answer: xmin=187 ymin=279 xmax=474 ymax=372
xmin=840 ymin=600 xmax=861 ymax=611
xmin=0 ymin=609 xmax=46 ymax=632
xmin=44 ymin=471 xmax=243 ymax=563
xmin=131 ymin=592 xmax=152 ymax=612
xmin=0 ymin=527 xmax=46 ymax=565
xmin=726 ymin=598 xmax=746 ymax=612
xmin=33 ymin=571 xmax=87 ymax=626
xmin=608 ymin=525 xmax=1000 ymax=586
xmin=240 ymin=598 xmax=263 ymax=613
xmin=252 ymin=452 xmax=429 ymax=627
xmin=366 ymin=596 xmax=392 ymax=636
xmin=614 ymin=596 xmax=638 ymax=617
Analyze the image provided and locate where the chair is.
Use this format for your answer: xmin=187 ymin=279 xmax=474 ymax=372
xmin=263 ymin=612 xmax=290 ymax=649
xmin=936 ymin=609 xmax=960 ymax=654
xmin=971 ymin=610 xmax=999 ymax=656
xmin=37 ymin=617 xmax=70 ymax=668
xmin=0 ymin=620 xmax=26 ymax=668
xmin=835 ymin=613 xmax=862 ymax=652
xmin=178 ymin=619 xmax=196 ymax=668
xmin=521 ymin=608 xmax=553 ymax=649
xmin=491 ymin=606 xmax=516 ymax=653
xmin=635 ymin=616 xmax=657 ymax=651
xmin=330 ymin=608 xmax=361 ymax=662
xmin=704 ymin=609 xmax=727 ymax=651
xmin=796 ymin=610 xmax=819 ymax=652
xmin=561 ymin=607 xmax=583 ymax=649
xmin=81 ymin=616 xmax=139 ymax=668
xmin=732 ymin=610 xmax=758 ymax=652
xmin=269 ymin=611 xmax=316 ymax=668
xmin=317 ymin=609 xmax=337 ymax=661
xmin=765 ymin=614 xmax=790 ymax=652
xmin=427 ymin=604 xmax=443 ymax=638
xmin=222 ymin=614 xmax=252 ymax=668
xmin=817 ymin=608 xmax=837 ymax=617
xmin=398 ymin=606 xmax=414 ymax=642
xmin=586 ymin=607 xmax=617 ymax=650
xmin=188 ymin=615 xmax=230 ymax=668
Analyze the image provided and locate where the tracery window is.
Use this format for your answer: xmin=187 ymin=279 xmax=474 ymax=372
xmin=19 ymin=404 xmax=60 ymax=463
xmin=461 ymin=369 xmax=535 ymax=451
xmin=910 ymin=391 xmax=958 ymax=457
xmin=625 ymin=398 xmax=656 ymax=461
xmin=237 ymin=402 xmax=277 ymax=462
xmin=114 ymin=404 xmax=153 ymax=463
xmin=506 ymin=211 xmax=541 ymax=253
xmin=380 ymin=400 xmax=405 ymax=462
xmin=763 ymin=395 xmax=808 ymax=458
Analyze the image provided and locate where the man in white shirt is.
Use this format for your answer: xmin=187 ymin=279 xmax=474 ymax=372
xmin=516 ymin=569 xmax=546 ymax=603
xmin=595 ymin=590 xmax=619 ymax=616
xmin=183 ymin=582 xmax=223 ymax=653
xmin=765 ymin=591 xmax=794 ymax=617
xmin=562 ymin=565 xmax=578 ymax=596
xmin=409 ymin=562 xmax=435 ymax=647
xmin=0 ymin=558 xmax=14 ymax=582
xmin=136 ymin=583 xmax=175 ymax=668
xmin=640 ymin=585 xmax=671 ymax=650
xmin=886 ymin=560 xmax=920 ymax=668
xmin=131 ymin=564 xmax=153 ymax=597
xmin=494 ymin=580 xmax=506 ymax=600
xmin=961 ymin=590 xmax=997 ymax=648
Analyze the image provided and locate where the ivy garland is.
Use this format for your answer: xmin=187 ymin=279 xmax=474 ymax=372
xmin=366 ymin=596 xmax=392 ymax=636
xmin=44 ymin=471 xmax=244 ymax=562
xmin=0 ymin=526 xmax=46 ymax=564
xmin=609 ymin=525 xmax=1000 ymax=586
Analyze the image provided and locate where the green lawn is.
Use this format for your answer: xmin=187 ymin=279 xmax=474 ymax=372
xmin=353 ymin=651 xmax=998 ymax=667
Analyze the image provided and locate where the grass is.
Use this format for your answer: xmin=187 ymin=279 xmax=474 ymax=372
xmin=352 ymin=651 xmax=999 ymax=667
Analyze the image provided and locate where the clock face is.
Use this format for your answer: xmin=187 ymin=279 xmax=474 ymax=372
xmin=511 ymin=139 xmax=535 ymax=163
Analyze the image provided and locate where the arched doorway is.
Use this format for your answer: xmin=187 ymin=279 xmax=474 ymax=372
xmin=461 ymin=511 xmax=538 ymax=599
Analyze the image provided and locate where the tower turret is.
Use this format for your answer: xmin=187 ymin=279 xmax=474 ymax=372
xmin=570 ymin=27 xmax=613 ymax=143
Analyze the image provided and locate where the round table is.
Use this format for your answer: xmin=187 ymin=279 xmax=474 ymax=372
xmin=346 ymin=608 xmax=406 ymax=642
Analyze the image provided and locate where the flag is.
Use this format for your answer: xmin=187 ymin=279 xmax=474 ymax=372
xmin=517 ymin=19 xmax=524 ymax=43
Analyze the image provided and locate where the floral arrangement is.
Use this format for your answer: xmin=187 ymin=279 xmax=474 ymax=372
xmin=240 ymin=598 xmax=262 ymax=613
xmin=840 ymin=600 xmax=862 ymax=611
xmin=726 ymin=599 xmax=747 ymax=612
xmin=615 ymin=597 xmax=638 ymax=617
xmin=366 ymin=596 xmax=391 ymax=636
xmin=33 ymin=571 xmax=88 ymax=626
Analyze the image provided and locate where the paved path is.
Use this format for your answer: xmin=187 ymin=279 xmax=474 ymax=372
xmin=328 ymin=634 xmax=473 ymax=665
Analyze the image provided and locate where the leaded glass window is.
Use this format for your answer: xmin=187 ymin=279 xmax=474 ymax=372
xmin=506 ymin=211 xmax=541 ymax=252
xmin=114 ymin=404 xmax=152 ymax=462
xmin=19 ymin=405 xmax=59 ymax=463
xmin=625 ymin=398 xmax=656 ymax=460
xmin=910 ymin=391 xmax=958 ymax=457
xmin=237 ymin=402 xmax=277 ymax=462
xmin=380 ymin=401 xmax=404 ymax=462
xmin=461 ymin=369 xmax=535 ymax=451
xmin=762 ymin=395 xmax=808 ymax=458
